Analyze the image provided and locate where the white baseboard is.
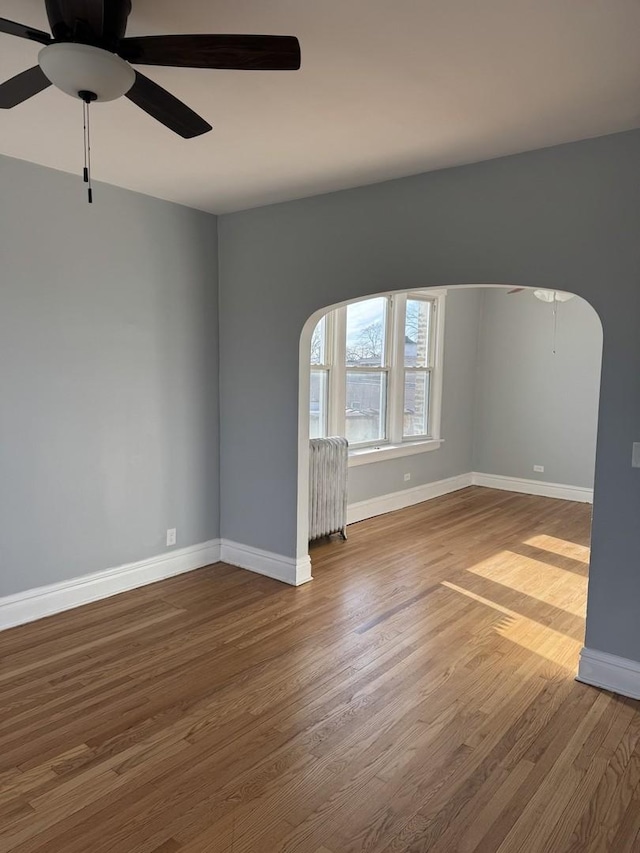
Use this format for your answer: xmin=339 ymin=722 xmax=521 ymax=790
xmin=347 ymin=473 xmax=473 ymax=524
xmin=0 ymin=539 xmax=222 ymax=632
xmin=346 ymin=470 xmax=593 ymax=525
xmin=0 ymin=536 xmax=313 ymax=632
xmin=471 ymin=472 xmax=593 ymax=503
xmin=577 ymin=647 xmax=640 ymax=700
xmin=220 ymin=540 xmax=313 ymax=586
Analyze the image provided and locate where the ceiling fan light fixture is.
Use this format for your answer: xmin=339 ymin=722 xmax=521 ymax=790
xmin=533 ymin=289 xmax=575 ymax=303
xmin=38 ymin=42 xmax=135 ymax=102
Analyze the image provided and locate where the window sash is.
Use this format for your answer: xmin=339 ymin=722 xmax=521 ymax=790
xmin=334 ymin=299 xmax=389 ymax=445
xmin=345 ymin=369 xmax=388 ymax=447
xmin=345 ymin=297 xmax=391 ymax=370
xmin=310 ymin=367 xmax=330 ymax=438
xmin=404 ymin=297 xmax=436 ymax=369
xmin=402 ymin=367 xmax=432 ymax=439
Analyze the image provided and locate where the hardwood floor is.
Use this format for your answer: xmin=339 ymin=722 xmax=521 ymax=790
xmin=1 ymin=486 xmax=639 ymax=852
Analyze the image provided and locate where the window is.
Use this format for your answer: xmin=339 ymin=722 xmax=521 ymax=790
xmin=308 ymin=290 xmax=445 ymax=463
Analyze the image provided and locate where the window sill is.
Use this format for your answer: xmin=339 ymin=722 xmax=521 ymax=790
xmin=348 ymin=439 xmax=443 ymax=467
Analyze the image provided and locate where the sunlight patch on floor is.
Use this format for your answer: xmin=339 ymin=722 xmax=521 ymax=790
xmin=466 ymin=550 xmax=586 ymax=616
xmin=441 ymin=580 xmax=582 ymax=670
xmin=524 ymin=533 xmax=590 ymax=563
xmin=494 ymin=613 xmax=582 ymax=670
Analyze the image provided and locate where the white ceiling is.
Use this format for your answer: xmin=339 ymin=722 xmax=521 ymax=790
xmin=1 ymin=0 xmax=639 ymax=214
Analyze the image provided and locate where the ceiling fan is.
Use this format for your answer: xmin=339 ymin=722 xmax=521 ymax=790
xmin=507 ymin=288 xmax=574 ymax=302
xmin=506 ymin=287 xmax=575 ymax=355
xmin=0 ymin=0 xmax=301 ymax=138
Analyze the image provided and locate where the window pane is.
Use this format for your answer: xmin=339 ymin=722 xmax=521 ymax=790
xmin=310 ymin=315 xmax=326 ymax=365
xmin=346 ymin=298 xmax=387 ymax=367
xmin=345 ymin=371 xmax=387 ymax=444
xmin=405 ymin=299 xmax=431 ymax=367
xmin=310 ymin=369 xmax=328 ymax=439
xmin=404 ymin=370 xmax=430 ymax=437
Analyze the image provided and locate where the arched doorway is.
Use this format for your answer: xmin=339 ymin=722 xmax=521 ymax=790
xmin=297 ymin=283 xmax=603 ymax=675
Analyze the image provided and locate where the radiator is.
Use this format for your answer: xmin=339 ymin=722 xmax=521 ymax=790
xmin=309 ymin=437 xmax=348 ymax=541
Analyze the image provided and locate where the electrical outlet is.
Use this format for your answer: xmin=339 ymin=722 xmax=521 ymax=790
xmin=404 ymin=473 xmax=411 ymax=482
xmin=166 ymin=528 xmax=177 ymax=547
xmin=533 ymin=465 xmax=544 ymax=473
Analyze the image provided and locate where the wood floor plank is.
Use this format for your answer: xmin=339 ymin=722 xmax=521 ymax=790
xmin=1 ymin=487 xmax=638 ymax=852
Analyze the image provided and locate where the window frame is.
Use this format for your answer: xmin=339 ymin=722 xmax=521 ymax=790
xmin=310 ymin=289 xmax=446 ymax=464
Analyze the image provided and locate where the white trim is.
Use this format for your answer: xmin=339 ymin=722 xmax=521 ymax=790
xmin=0 ymin=539 xmax=222 ymax=632
xmin=577 ymin=647 xmax=640 ymax=700
xmin=471 ymin=472 xmax=593 ymax=503
xmin=330 ymin=306 xmax=346 ymax=436
xmin=390 ymin=292 xmax=408 ymax=442
xmin=348 ymin=438 xmax=443 ymax=467
xmin=220 ymin=540 xmax=312 ymax=586
xmin=428 ymin=291 xmax=446 ymax=443
xmin=347 ymin=473 xmax=473 ymax=524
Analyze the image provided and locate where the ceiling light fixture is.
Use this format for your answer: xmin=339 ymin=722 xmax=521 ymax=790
xmin=37 ymin=43 xmax=138 ymax=203
xmin=533 ymin=289 xmax=575 ymax=303
xmin=533 ymin=290 xmax=575 ymax=354
xmin=36 ymin=43 xmax=135 ymax=204
xmin=38 ymin=43 xmax=135 ymax=102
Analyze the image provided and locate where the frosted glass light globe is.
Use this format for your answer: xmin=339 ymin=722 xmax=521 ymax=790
xmin=38 ymin=42 xmax=135 ymax=102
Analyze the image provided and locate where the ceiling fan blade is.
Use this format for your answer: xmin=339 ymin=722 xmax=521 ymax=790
xmin=0 ymin=17 xmax=51 ymax=45
xmin=0 ymin=66 xmax=52 ymax=109
xmin=126 ymin=71 xmax=212 ymax=138
xmin=118 ymin=34 xmax=301 ymax=70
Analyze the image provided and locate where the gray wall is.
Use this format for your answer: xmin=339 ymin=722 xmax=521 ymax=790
xmin=0 ymin=155 xmax=219 ymax=597
xmin=473 ymin=289 xmax=602 ymax=488
xmin=348 ymin=288 xmax=481 ymax=503
xmin=219 ymin=129 xmax=640 ymax=663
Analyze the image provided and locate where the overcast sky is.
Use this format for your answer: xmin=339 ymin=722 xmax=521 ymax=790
xmin=346 ymin=297 xmax=386 ymax=346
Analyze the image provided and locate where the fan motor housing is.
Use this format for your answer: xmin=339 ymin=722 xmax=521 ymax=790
xmin=38 ymin=42 xmax=135 ymax=102
xmin=45 ymin=0 xmax=132 ymax=45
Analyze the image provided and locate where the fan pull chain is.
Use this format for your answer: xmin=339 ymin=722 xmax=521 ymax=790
xmin=85 ymin=98 xmax=93 ymax=204
xmin=80 ymin=91 xmax=96 ymax=204
xmin=552 ymin=299 xmax=558 ymax=355
xmin=82 ymin=100 xmax=88 ymax=186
